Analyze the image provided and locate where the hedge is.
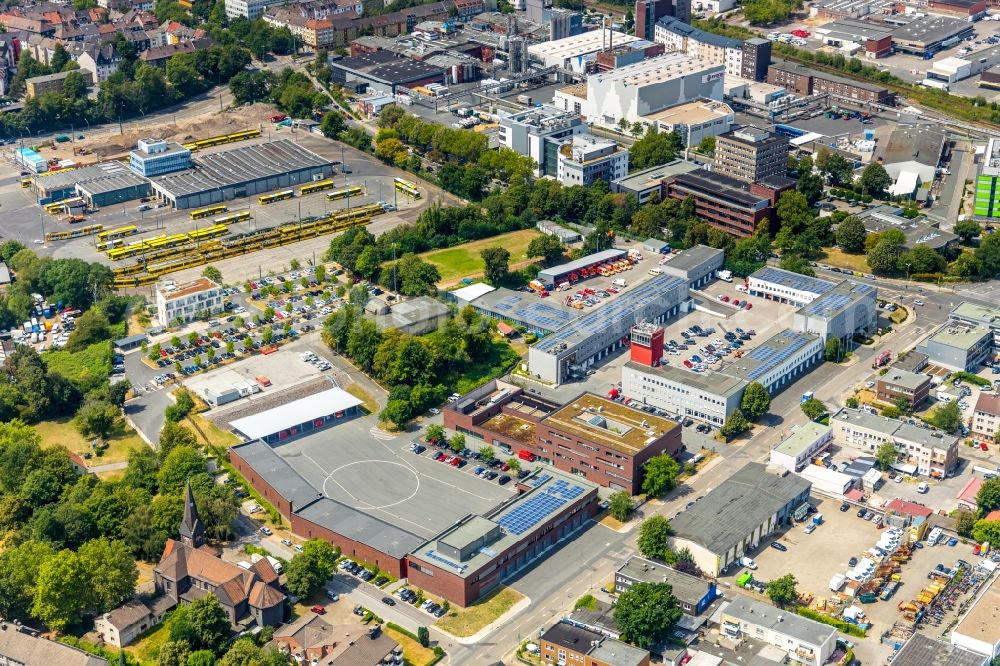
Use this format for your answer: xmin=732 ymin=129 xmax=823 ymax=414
xmin=795 ymin=607 xmax=866 ymax=637
xmin=951 ymin=371 xmax=992 ymax=388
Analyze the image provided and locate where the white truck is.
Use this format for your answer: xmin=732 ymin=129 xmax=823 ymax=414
xmin=829 ymin=573 xmax=847 ymax=591
xmin=716 ymin=269 xmax=733 ymax=282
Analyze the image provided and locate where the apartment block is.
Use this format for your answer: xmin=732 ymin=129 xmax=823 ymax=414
xmin=713 ymin=126 xmax=789 ymax=184
xmin=831 ymin=407 xmax=958 ymax=478
xmin=972 ymin=392 xmax=1000 ymax=446
xmin=156 ymin=277 xmax=225 ymax=325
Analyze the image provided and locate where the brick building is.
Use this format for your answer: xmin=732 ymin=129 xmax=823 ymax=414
xmin=767 ymin=61 xmax=896 ymax=104
xmin=664 ymin=168 xmax=775 ymax=238
xmin=444 ymin=381 xmax=683 ymax=493
xmin=539 ymin=622 xmax=650 ymax=666
xmin=876 ymin=369 xmax=931 ymax=408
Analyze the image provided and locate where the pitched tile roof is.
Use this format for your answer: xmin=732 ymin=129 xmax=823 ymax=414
xmin=102 ymin=599 xmax=152 ymax=630
xmin=249 ymin=581 xmax=285 ymax=608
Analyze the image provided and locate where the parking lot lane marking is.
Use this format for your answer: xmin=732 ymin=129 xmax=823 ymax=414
xmin=320 ymin=459 xmax=421 ymax=511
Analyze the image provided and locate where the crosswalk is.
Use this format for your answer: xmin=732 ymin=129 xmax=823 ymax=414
xmin=369 ymin=426 xmax=395 ymax=441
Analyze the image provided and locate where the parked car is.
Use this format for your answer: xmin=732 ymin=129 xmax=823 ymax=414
xmin=381 ymin=597 xmax=396 ymax=606
xmin=770 ymin=541 xmax=787 ymax=551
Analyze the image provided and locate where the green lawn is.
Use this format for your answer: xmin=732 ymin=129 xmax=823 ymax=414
xmin=34 ymin=417 xmax=145 ymax=466
xmin=435 ymin=586 xmax=523 ymax=637
xmin=420 ymin=229 xmax=542 ymax=284
xmin=819 ymin=248 xmax=870 ymax=274
xmin=122 ymin=615 xmax=173 ymax=666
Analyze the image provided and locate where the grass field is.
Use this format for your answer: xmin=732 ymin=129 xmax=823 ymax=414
xmin=34 ymin=417 xmax=145 ymax=466
xmin=385 ymin=627 xmax=437 ymax=666
xmin=435 ymin=586 xmax=523 ymax=637
xmin=123 ymin=616 xmax=173 ymax=665
xmin=421 ymin=230 xmax=541 ymax=284
xmin=184 ymin=413 xmax=239 ymax=448
xmin=819 ymin=248 xmax=870 ymax=274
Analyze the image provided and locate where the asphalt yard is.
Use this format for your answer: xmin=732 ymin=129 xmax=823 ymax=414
xmin=271 ymin=421 xmax=515 ymax=540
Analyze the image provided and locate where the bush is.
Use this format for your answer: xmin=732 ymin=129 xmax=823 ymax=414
xmin=951 ymin=371 xmax=991 ymax=388
xmin=795 ymin=607 xmax=866 ymax=637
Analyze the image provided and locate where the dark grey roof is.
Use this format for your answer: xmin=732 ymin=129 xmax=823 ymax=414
xmin=229 ymin=440 xmax=322 ymax=511
xmin=722 ymin=596 xmax=836 ymax=647
xmin=656 ymin=15 xmax=740 ymax=49
xmin=0 ymin=627 xmax=108 ymax=666
xmin=669 ymin=169 xmax=770 ymax=207
xmin=617 ymin=557 xmax=714 ymax=606
xmin=670 ymin=463 xmax=810 ymax=555
xmin=876 ymin=126 xmax=946 ymax=168
xmin=661 ymin=244 xmax=724 ymax=274
xmin=891 ymin=634 xmax=987 ymax=666
xmin=114 ymin=332 xmax=148 ymax=347
xmin=294 ymin=498 xmax=424 ymax=559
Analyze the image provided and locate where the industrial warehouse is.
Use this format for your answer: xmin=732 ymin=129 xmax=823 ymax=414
xmin=148 ymin=139 xmax=336 ymax=209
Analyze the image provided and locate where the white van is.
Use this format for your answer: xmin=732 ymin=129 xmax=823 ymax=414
xmin=735 ymin=284 xmax=749 ymax=293
xmin=927 ymin=527 xmax=942 ymax=545
xmin=648 ymin=268 xmax=662 ymax=276
xmin=917 ymin=482 xmax=929 ymax=494
xmin=740 ymin=556 xmax=758 ymax=570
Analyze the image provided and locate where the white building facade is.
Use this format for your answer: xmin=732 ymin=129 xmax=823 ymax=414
xmin=556 ymin=134 xmax=629 ymax=187
xmin=156 ymin=278 xmax=225 ymax=325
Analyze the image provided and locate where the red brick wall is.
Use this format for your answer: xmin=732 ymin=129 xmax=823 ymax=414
xmin=291 ymin=513 xmax=408 ymax=578
xmin=230 ymin=447 xmax=294 ymax=521
xmin=405 ymin=558 xmax=474 ymax=605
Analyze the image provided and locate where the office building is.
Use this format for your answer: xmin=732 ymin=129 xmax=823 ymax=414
xmin=552 ymin=52 xmax=724 ymax=130
xmin=615 ymin=556 xmax=718 ymax=615
xmin=539 ymin=622 xmax=650 ymax=666
xmin=855 ymin=205 xmax=958 ymax=253
xmin=527 ymin=274 xmax=689 ymax=383
xmin=556 ymin=134 xmax=629 ymax=187
xmin=917 ymin=320 xmax=993 ymax=372
xmin=445 ymin=381 xmax=682 ymax=493
xmin=950 ymin=302 xmax=1000 ymax=346
xmin=654 ymin=16 xmax=743 ymax=76
xmin=976 ymin=137 xmax=1000 ymax=220
xmin=639 ymin=98 xmax=734 ymax=146
xmin=876 ymin=369 xmax=932 ymax=408
xmin=667 ymin=463 xmax=811 ymax=576
xmin=664 ymin=169 xmax=774 ymax=238
xmin=713 ymin=126 xmax=789 ymax=184
xmin=128 ymin=138 xmax=192 ymax=177
xmin=156 ymin=277 xmax=225 ymax=325
xmin=972 ymin=392 xmax=1000 ymax=446
xmin=25 ymin=69 xmax=93 ymax=98
xmin=769 ymin=422 xmax=833 ymax=473
xmin=405 ymin=469 xmax=598 ymax=606
xmin=467 ymin=286 xmax=581 ymax=335
xmin=741 ymin=37 xmax=771 ymax=81
xmin=636 ymin=0 xmax=672 ymax=40
xmin=831 ymin=407 xmax=959 ymax=477
xmin=720 ymin=596 xmax=837 ymax=666
xmin=610 ymin=159 xmax=700 ymax=204
xmin=499 ymin=105 xmax=585 ymax=178
xmin=224 ymin=0 xmax=284 ymax=19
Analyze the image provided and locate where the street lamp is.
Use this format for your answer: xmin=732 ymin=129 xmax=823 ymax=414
xmin=905 ymin=263 xmax=912 ymax=288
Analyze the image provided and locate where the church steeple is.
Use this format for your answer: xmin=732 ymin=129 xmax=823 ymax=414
xmin=179 ymin=482 xmax=205 ymax=548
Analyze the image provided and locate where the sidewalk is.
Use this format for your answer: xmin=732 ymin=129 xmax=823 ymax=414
xmin=434 ymin=595 xmax=533 ymax=646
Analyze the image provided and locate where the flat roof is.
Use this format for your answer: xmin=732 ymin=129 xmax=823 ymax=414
xmin=543 ymin=393 xmax=679 ymax=456
xmin=928 ymin=321 xmax=991 ymax=349
xmin=720 ymin=329 xmax=820 ymax=383
xmin=616 ymin=556 xmax=714 ymax=606
xmin=833 ymin=407 xmax=956 ymax=451
xmin=591 ymin=51 xmax=720 ymax=87
xmin=799 ymin=280 xmax=875 ymax=319
xmin=538 ymin=249 xmax=627 ymax=279
xmin=642 ymin=99 xmax=734 ymax=125
xmin=527 ymin=29 xmax=637 ymax=60
xmin=229 ymin=387 xmax=362 ymax=439
xmin=534 ymin=274 xmax=688 ymax=353
xmin=624 ymin=360 xmax=747 ymax=398
xmin=670 ymin=462 xmax=811 ymax=556
xmin=611 ymin=159 xmax=700 ymax=192
xmin=894 ymin=422 xmax=958 ymax=451
xmin=773 ymin=422 xmax=831 ymax=458
xmin=892 ymin=634 xmax=986 ymax=666
xmin=35 ymin=162 xmax=147 ymax=193
xmin=483 ymin=412 xmax=538 ymax=443
xmin=157 ymin=277 xmax=220 ymax=301
xmin=891 ymin=15 xmax=972 ymax=46
xmin=750 ymin=266 xmax=835 ymax=296
xmin=662 ymin=244 xmax=724 ymax=274
xmin=229 ymin=439 xmax=322 ymax=510
xmin=669 ymin=169 xmax=770 ymax=207
xmin=954 ymin=567 xmax=1000 ymax=647
xmin=818 ymin=17 xmax=895 ymax=41
xmin=151 ymin=140 xmax=332 ymax=198
xmin=879 ymin=369 xmax=930 ymax=391
xmin=294 ymin=497 xmax=424 ymax=559
xmin=472 ymin=287 xmax=580 ymax=333
xmin=722 ymin=596 xmax=836 ymax=647
xmin=451 ymin=282 xmax=496 ymax=302
xmin=408 ymin=468 xmax=596 ymax=577
xmin=951 ymin=301 xmax=1000 ymax=326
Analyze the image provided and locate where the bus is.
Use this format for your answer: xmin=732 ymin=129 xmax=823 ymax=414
xmin=96 ymin=238 xmax=127 ymax=252
xmin=326 ymin=186 xmax=364 ymax=202
xmin=97 ymin=225 xmax=138 ymax=242
xmin=393 ymin=177 xmax=420 ymax=199
xmin=213 ymin=211 xmax=252 ymax=225
xmin=299 ymin=179 xmax=336 ymax=196
xmin=258 ymin=190 xmax=294 ymax=205
xmin=44 ymin=201 xmax=67 ymax=215
xmin=190 ymin=205 xmax=228 ymax=220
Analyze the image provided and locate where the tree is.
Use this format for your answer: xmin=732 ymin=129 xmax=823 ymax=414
xmin=978 ymin=477 xmax=1000 ymax=514
xmin=765 ymin=574 xmax=799 ymax=608
xmin=950 ymin=251 xmax=983 ymax=278
xmin=31 ymin=549 xmax=87 ymax=630
xmin=613 ymin=582 xmax=682 ymax=650
xmin=641 ymin=455 xmax=679 ymax=497
xmin=526 ymin=234 xmax=566 ymax=264
xmin=478 ymin=445 xmax=495 ymax=463
xmin=972 ymin=519 xmax=1000 ymax=545
xmin=171 ymin=595 xmax=230 ymax=652
xmin=824 ymin=336 xmax=842 ymax=362
xmin=977 ymin=233 xmax=1000 ymax=277
xmin=321 ymin=111 xmax=347 ymax=139
xmin=286 ymin=539 xmax=339 ymax=598
xmin=0 ymin=540 xmax=54 ymax=620
xmin=859 ymin=162 xmax=892 ymax=197
xmin=629 ymin=128 xmax=682 ymax=170
xmin=929 ymin=400 xmax=962 ymax=434
xmin=157 ymin=641 xmax=190 ymax=666
xmin=817 ymin=151 xmax=854 ymax=186
xmin=66 ymin=309 xmax=111 ymax=351
xmin=425 ymin=423 xmax=445 ymax=444
xmin=720 ymin=409 xmax=749 ymax=440
xmin=608 ymin=491 xmax=633 ymax=522
xmin=202 ymin=265 xmax=223 ymax=283
xmin=801 ymin=398 xmax=827 ymax=422
xmin=836 ymin=216 xmax=867 ymax=252
xmin=873 ymin=442 xmax=897 ymax=472
xmin=867 ymin=237 xmax=903 ymax=275
xmin=73 ymin=399 xmax=121 ymax=439
xmin=636 ymin=515 xmax=673 ymax=561
xmin=448 ymin=433 xmax=465 ymax=454
xmin=796 ymin=170 xmax=824 ymax=205
xmin=480 ymin=246 xmax=510 ymax=285
xmin=955 ymin=219 xmax=982 ymax=244
xmin=159 ymin=421 xmax=197 ymax=458
xmin=740 ymin=382 xmax=770 ymax=419
xmin=417 ymin=626 xmax=430 ymax=648
xmin=899 ymin=246 xmax=946 ymax=275
xmin=697 ymin=136 xmax=716 ymax=156
xmin=78 ymin=537 xmax=138 ymax=612
xmin=158 ymin=446 xmax=206 ymax=493
xmin=505 ymin=457 xmax=521 ymax=473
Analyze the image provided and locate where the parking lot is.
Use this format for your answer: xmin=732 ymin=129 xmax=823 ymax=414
xmin=271 ymin=420 xmax=516 ymax=540
xmin=183 ymin=347 xmax=333 ymax=403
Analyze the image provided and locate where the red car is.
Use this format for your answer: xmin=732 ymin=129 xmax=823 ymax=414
xmin=450 ymin=457 xmax=461 ymax=466
xmin=433 ymin=451 xmax=445 ymax=461
xmin=721 ymin=295 xmax=730 ymax=302
xmin=500 ymin=463 xmax=510 ymax=471
xmin=745 ymin=302 xmax=752 ymax=310
xmin=442 ymin=455 xmax=454 ymax=464
xmin=683 ymin=359 xmax=693 ymax=368
xmin=981 ymin=442 xmax=989 ymax=451
xmin=310 ymin=605 xmax=326 ymax=615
